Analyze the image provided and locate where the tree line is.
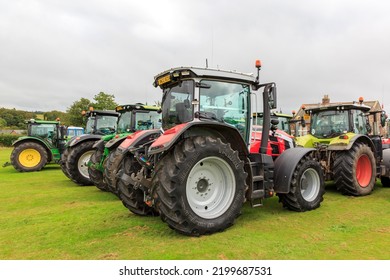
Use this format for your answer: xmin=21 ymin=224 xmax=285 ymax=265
xmin=0 ymin=92 xmax=118 ymax=129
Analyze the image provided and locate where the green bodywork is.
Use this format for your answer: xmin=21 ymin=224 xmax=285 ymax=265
xmin=12 ymin=120 xmax=66 ymax=162
xmin=88 ymin=104 xmax=161 ymax=172
xmin=295 ymin=132 xmax=357 ymax=150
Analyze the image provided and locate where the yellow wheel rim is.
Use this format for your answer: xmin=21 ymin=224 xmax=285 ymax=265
xmin=18 ymin=149 xmax=41 ymax=168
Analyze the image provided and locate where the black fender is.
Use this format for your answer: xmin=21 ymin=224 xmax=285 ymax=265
xmin=382 ymin=148 xmax=390 ymax=172
xmin=92 ymin=139 xmax=105 ymax=151
xmin=67 ymin=134 xmax=103 ymax=148
xmin=148 ymin=120 xmax=249 ymax=157
xmin=274 ymin=147 xmax=316 ymax=193
xmin=105 ymin=134 xmax=128 ymax=150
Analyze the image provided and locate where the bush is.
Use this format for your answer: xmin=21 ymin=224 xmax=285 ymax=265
xmin=0 ymin=134 xmax=21 ymax=147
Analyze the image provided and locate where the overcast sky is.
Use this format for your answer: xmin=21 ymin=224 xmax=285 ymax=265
xmin=1 ymin=0 xmax=390 ymax=115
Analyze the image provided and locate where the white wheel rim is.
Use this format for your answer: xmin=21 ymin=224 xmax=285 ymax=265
xmin=300 ymin=168 xmax=320 ymax=202
xmin=78 ymin=150 xmax=95 ymax=179
xmin=186 ymin=156 xmax=236 ymax=219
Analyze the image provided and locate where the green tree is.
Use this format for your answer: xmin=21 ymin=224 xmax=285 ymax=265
xmin=0 ymin=117 xmax=7 ymax=128
xmin=66 ymin=98 xmax=92 ymax=127
xmin=43 ymin=111 xmax=69 ymax=124
xmin=91 ymin=92 xmax=118 ymax=110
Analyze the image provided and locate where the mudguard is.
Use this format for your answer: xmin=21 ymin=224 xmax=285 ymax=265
xmin=92 ymin=139 xmax=105 ymax=151
xmin=105 ymin=134 xmax=129 ymax=150
xmin=273 ymin=147 xmax=316 ymax=193
xmin=148 ymin=120 xmax=248 ymax=156
xmin=67 ymin=134 xmax=103 ymax=148
xmin=327 ymin=134 xmax=375 ymax=151
xmin=12 ymin=136 xmax=52 ymax=150
xmin=116 ymin=129 xmax=161 ymax=155
xmin=383 ymin=148 xmax=390 ymax=170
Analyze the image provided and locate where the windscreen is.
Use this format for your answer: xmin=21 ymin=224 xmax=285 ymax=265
xmin=161 ymin=80 xmax=194 ymax=130
xmin=199 ymin=80 xmax=250 ymax=141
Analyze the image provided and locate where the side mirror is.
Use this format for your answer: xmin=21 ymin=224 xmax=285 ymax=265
xmin=381 ymin=111 xmax=387 ymax=127
xmin=301 ymin=117 xmax=306 ymax=128
xmin=268 ymin=86 xmax=277 ymax=109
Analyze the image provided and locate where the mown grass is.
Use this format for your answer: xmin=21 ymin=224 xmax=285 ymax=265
xmin=0 ymin=147 xmax=389 ymax=260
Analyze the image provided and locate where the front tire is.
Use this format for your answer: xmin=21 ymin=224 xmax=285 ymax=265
xmin=104 ymin=149 xmax=125 ymax=193
xmin=10 ymin=142 xmax=48 ymax=172
xmin=60 ymin=148 xmax=71 ymax=178
xmin=66 ymin=141 xmax=96 ymax=186
xmin=88 ymin=148 xmax=108 ymax=191
xmin=153 ymin=136 xmax=247 ymax=236
xmin=334 ymin=143 xmax=376 ymax=196
xmin=277 ymin=155 xmax=325 ymax=211
xmin=117 ymin=154 xmax=156 ymax=215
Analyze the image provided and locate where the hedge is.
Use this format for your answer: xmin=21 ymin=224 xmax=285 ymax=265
xmin=0 ymin=134 xmax=22 ymax=147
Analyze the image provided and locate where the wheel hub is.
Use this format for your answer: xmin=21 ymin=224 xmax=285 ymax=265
xmin=196 ymin=178 xmax=209 ymax=193
xmin=186 ymin=156 xmax=236 ymax=219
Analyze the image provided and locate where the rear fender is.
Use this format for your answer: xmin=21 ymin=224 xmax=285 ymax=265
xmin=92 ymin=139 xmax=105 ymax=151
xmin=116 ymin=129 xmax=161 ymax=155
xmin=327 ymin=134 xmax=375 ymax=151
xmin=382 ymin=149 xmax=390 ymax=176
xmin=67 ymin=134 xmax=103 ymax=148
xmin=148 ymin=121 xmax=248 ymax=156
xmin=274 ymin=147 xmax=316 ymax=193
xmin=105 ymin=134 xmax=129 ymax=150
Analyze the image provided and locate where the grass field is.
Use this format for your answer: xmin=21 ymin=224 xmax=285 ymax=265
xmin=0 ymin=147 xmax=389 ymax=260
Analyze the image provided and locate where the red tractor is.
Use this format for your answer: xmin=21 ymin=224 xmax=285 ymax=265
xmin=114 ymin=61 xmax=325 ymax=236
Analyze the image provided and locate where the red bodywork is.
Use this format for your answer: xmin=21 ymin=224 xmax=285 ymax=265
xmin=119 ymin=130 xmax=153 ymax=149
xmin=149 ymin=123 xmax=187 ymax=151
xmin=250 ymin=126 xmax=294 ymax=159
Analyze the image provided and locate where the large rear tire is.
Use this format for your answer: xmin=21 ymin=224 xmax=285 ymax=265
xmin=10 ymin=142 xmax=48 ymax=172
xmin=277 ymin=155 xmax=325 ymax=211
xmin=334 ymin=142 xmax=376 ymax=196
xmin=88 ymin=148 xmax=108 ymax=191
xmin=381 ymin=177 xmax=390 ymax=187
xmin=60 ymin=148 xmax=71 ymax=179
xmin=104 ymin=149 xmax=125 ymax=193
xmin=66 ymin=141 xmax=96 ymax=186
xmin=153 ymin=136 xmax=247 ymax=236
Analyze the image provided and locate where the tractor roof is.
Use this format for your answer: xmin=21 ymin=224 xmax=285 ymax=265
xmin=26 ymin=119 xmax=60 ymax=125
xmin=305 ymin=102 xmax=371 ymax=113
xmin=115 ymin=103 xmax=160 ymax=112
xmin=154 ymin=66 xmax=257 ymax=89
xmin=253 ymin=112 xmax=293 ymax=118
xmin=85 ymin=110 xmax=119 ymax=117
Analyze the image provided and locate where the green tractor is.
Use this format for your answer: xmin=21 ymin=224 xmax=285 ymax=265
xmin=296 ymin=98 xmax=390 ymax=195
xmin=88 ymin=104 xmax=161 ymax=192
xmin=61 ymin=109 xmax=119 ymax=185
xmin=9 ymin=119 xmax=67 ymax=172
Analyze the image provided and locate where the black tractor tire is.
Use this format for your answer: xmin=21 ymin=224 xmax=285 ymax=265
xmin=104 ymin=149 xmax=126 ymax=193
xmin=153 ymin=136 xmax=247 ymax=236
xmin=60 ymin=148 xmax=71 ymax=179
xmin=116 ymin=154 xmax=157 ymax=215
xmin=66 ymin=141 xmax=96 ymax=186
xmin=334 ymin=142 xmax=376 ymax=196
xmin=88 ymin=148 xmax=108 ymax=191
xmin=277 ymin=155 xmax=325 ymax=212
xmin=381 ymin=176 xmax=390 ymax=187
xmin=10 ymin=142 xmax=48 ymax=172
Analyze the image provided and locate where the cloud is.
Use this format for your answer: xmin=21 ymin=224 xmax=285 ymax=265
xmin=0 ymin=0 xmax=389 ymax=114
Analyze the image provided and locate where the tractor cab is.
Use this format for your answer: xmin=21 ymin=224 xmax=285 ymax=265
xmin=83 ymin=109 xmax=119 ymax=135
xmin=153 ymin=66 xmax=277 ymax=152
xmin=116 ymin=104 xmax=161 ymax=134
xmin=309 ymin=104 xmax=371 ymax=139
